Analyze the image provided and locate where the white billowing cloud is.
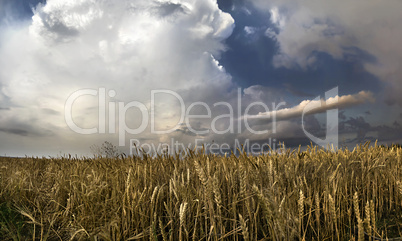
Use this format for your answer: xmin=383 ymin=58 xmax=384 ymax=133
xmin=0 ymin=0 xmax=235 ymax=156
xmin=251 ymin=0 xmax=402 ymax=105
xmin=269 ymin=7 xmax=285 ymax=29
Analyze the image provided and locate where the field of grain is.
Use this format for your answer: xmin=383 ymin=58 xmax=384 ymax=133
xmin=1 ymin=143 xmax=402 ymax=240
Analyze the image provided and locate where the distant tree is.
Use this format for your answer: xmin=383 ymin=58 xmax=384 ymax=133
xmin=90 ymin=141 xmax=120 ymax=158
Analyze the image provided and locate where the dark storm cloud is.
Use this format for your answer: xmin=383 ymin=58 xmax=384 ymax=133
xmin=374 ymin=125 xmax=402 ymax=143
xmin=339 ymin=111 xmax=346 ymax=120
xmin=343 ymin=116 xmax=371 ymax=142
xmin=337 ymin=114 xmax=402 ymax=145
xmin=302 ymin=115 xmax=322 ymax=136
xmin=344 ymin=116 xmax=371 ymax=130
xmin=272 ymin=114 xmax=402 ymax=149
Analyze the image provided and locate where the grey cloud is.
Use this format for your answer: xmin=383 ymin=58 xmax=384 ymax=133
xmin=40 ymin=17 xmax=79 ymax=40
xmin=374 ymin=125 xmax=402 ymax=143
xmin=41 ymin=108 xmax=59 ymax=115
xmin=342 ymin=47 xmax=378 ymax=65
xmin=0 ymin=118 xmax=54 ymax=137
xmin=337 ymin=113 xmax=402 ymax=145
xmin=345 ymin=116 xmax=371 ymax=130
xmin=152 ymin=2 xmax=187 ymax=18
xmin=0 ymin=128 xmax=29 ymax=136
xmin=339 ymin=111 xmax=346 ymax=120
xmin=30 ymin=1 xmax=104 ymax=43
xmin=174 ymin=125 xmax=209 ymax=137
xmin=302 ymin=115 xmax=322 ymax=136
xmin=344 ymin=116 xmax=371 ymax=142
xmin=31 ymin=5 xmax=80 ymax=42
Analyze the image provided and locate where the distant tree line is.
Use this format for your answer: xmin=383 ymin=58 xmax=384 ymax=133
xmin=380 ymin=143 xmax=402 ymax=150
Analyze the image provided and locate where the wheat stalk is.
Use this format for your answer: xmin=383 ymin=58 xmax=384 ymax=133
xmin=179 ymin=202 xmax=188 ymax=227
xmin=315 ymin=192 xmax=320 ymax=229
xmin=365 ymin=200 xmax=372 ymax=238
xmin=212 ymin=173 xmax=222 ymax=210
xmin=179 ymin=202 xmax=188 ymax=240
xmin=354 ymin=192 xmax=361 ymax=221
xmin=328 ymin=193 xmax=339 ymax=239
xmin=358 ymin=218 xmax=364 ymax=241
xmin=151 ymin=186 xmax=159 ymax=206
xmin=299 ymin=190 xmax=305 ymax=235
xmin=329 ymin=194 xmax=336 ymax=221
xmin=159 ymin=218 xmax=168 ymax=241
xmin=370 ymin=200 xmax=376 ymax=234
xmin=239 ymin=214 xmax=249 ymax=241
xmin=354 ymin=192 xmax=364 ymax=241
xmin=252 ymin=185 xmax=272 ymax=219
xmin=194 ymin=160 xmax=208 ymax=188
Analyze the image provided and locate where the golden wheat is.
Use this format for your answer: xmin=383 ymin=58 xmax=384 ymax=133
xmin=0 ymin=143 xmax=401 ymax=240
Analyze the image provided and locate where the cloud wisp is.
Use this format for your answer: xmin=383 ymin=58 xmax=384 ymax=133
xmin=244 ymin=90 xmax=375 ymax=126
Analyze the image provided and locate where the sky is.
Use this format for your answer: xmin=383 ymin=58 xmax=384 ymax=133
xmin=0 ymin=0 xmax=401 ymax=157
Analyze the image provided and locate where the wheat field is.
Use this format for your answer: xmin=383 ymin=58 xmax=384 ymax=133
xmin=1 ymin=142 xmax=402 ymax=240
